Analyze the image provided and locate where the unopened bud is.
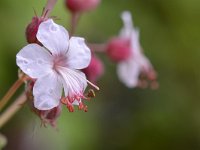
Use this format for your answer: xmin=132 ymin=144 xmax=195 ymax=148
xmin=65 ymin=0 xmax=101 ymax=13
xmin=82 ymin=55 xmax=104 ymax=83
xmin=106 ymin=37 xmax=131 ymax=62
xmin=25 ymin=16 xmax=46 ymax=44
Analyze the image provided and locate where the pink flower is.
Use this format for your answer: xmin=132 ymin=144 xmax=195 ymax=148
xmin=117 ymin=11 xmax=158 ymax=88
xmin=17 ymin=19 xmax=93 ymax=110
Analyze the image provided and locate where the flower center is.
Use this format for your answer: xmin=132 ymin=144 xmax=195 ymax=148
xmin=53 ymin=54 xmax=67 ymax=71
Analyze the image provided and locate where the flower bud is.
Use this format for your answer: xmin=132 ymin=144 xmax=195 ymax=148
xmin=82 ymin=55 xmax=104 ymax=82
xmin=65 ymin=0 xmax=101 ymax=13
xmin=25 ymin=17 xmax=45 ymax=44
xmin=106 ymin=37 xmax=132 ymax=62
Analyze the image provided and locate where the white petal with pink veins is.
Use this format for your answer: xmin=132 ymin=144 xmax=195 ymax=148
xmin=37 ymin=19 xmax=69 ymax=55
xmin=66 ymin=37 xmax=91 ymax=69
xmin=33 ymin=72 xmax=63 ymax=110
xmin=58 ymin=67 xmax=87 ymax=97
xmin=16 ymin=44 xmax=53 ymax=78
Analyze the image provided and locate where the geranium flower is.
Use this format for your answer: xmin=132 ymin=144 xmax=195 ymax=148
xmin=117 ymin=11 xmax=158 ymax=88
xmin=16 ymin=19 xmax=97 ymax=110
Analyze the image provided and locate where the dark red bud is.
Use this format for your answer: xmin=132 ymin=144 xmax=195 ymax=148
xmin=25 ymin=17 xmax=45 ymax=44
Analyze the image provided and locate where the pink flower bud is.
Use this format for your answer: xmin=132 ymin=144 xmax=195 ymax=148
xmin=82 ymin=55 xmax=104 ymax=83
xmin=25 ymin=17 xmax=45 ymax=44
xmin=106 ymin=37 xmax=132 ymax=62
xmin=65 ymin=0 xmax=101 ymax=13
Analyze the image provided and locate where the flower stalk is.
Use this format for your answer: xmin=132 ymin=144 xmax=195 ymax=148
xmin=0 ymin=93 xmax=27 ymax=128
xmin=0 ymin=74 xmax=27 ymax=111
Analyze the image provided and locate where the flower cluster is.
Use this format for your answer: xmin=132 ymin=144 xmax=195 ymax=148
xmin=8 ymin=0 xmax=158 ymax=128
xmin=0 ymin=1 xmax=161 ymax=148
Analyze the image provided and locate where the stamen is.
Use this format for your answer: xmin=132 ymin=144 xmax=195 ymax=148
xmin=84 ymin=106 xmax=88 ymax=112
xmin=86 ymin=80 xmax=99 ymax=91
xmin=78 ymin=102 xmax=84 ymax=110
xmin=86 ymin=89 xmax=95 ymax=98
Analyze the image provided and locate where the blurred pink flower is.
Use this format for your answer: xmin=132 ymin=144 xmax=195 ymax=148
xmin=117 ymin=11 xmax=158 ymax=88
xmin=17 ymin=19 xmax=91 ymax=110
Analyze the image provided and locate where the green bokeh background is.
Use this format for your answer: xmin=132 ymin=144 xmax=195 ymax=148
xmin=1 ymin=0 xmax=200 ymax=149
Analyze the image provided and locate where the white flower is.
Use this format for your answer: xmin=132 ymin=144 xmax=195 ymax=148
xmin=16 ymin=19 xmax=92 ymax=110
xmin=117 ymin=11 xmax=157 ymax=88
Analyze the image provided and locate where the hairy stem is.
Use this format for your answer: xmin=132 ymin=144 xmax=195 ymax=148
xmin=0 ymin=75 xmax=27 ymax=111
xmin=0 ymin=93 xmax=27 ymax=129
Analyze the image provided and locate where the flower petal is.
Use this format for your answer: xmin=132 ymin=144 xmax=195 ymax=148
xmin=66 ymin=37 xmax=91 ymax=69
xmin=16 ymin=44 xmax=53 ymax=78
xmin=33 ymin=72 xmax=63 ymax=110
xmin=117 ymin=58 xmax=141 ymax=88
xmin=58 ymin=67 xmax=87 ymax=97
xmin=37 ymin=19 xmax=69 ymax=55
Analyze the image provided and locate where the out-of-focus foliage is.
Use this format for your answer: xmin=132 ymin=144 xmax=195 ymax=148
xmin=1 ymin=0 xmax=200 ymax=150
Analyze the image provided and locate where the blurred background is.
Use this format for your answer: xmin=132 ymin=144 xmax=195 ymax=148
xmin=1 ymin=0 xmax=200 ymax=149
